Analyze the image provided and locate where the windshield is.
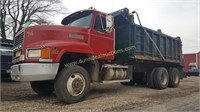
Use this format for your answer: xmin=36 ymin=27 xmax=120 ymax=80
xmin=62 ymin=11 xmax=93 ymax=28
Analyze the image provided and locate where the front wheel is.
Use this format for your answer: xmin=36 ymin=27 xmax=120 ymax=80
xmin=54 ymin=65 xmax=90 ymax=104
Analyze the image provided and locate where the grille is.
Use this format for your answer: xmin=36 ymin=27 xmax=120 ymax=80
xmin=14 ymin=30 xmax=24 ymax=47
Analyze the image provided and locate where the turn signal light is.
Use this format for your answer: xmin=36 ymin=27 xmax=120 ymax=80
xmin=41 ymin=48 xmax=50 ymax=59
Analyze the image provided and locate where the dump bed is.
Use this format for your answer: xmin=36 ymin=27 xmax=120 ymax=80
xmin=111 ymin=8 xmax=183 ymax=65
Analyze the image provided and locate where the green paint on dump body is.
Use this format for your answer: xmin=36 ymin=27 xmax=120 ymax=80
xmin=111 ymin=8 xmax=182 ymax=64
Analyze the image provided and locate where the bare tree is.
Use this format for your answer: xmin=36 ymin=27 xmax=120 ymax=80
xmin=0 ymin=0 xmax=67 ymax=40
xmin=0 ymin=0 xmax=8 ymax=40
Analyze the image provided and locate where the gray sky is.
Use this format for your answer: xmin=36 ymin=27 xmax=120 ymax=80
xmin=53 ymin=0 xmax=200 ymax=54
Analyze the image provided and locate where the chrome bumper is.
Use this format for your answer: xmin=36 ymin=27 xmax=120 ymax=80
xmin=11 ymin=63 xmax=59 ymax=81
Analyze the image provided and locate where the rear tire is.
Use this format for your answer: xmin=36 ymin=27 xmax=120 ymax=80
xmin=54 ymin=65 xmax=90 ymax=104
xmin=147 ymin=68 xmax=156 ymax=88
xmin=30 ymin=81 xmax=54 ymax=95
xmin=153 ymin=67 xmax=169 ymax=89
xmin=168 ymin=68 xmax=180 ymax=88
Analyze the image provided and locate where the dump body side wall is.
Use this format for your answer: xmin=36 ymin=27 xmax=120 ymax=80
xmin=113 ymin=10 xmax=182 ymax=66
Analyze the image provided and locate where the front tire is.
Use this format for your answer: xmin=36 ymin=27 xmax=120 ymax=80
xmin=30 ymin=81 xmax=54 ymax=95
xmin=54 ymin=65 xmax=90 ymax=104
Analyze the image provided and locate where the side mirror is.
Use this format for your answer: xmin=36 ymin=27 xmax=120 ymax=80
xmin=106 ymin=15 xmax=113 ymax=33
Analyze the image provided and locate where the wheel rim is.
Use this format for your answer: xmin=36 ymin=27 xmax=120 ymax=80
xmin=67 ymin=73 xmax=86 ymax=96
xmin=161 ymin=73 xmax=167 ymax=85
xmin=174 ymin=73 xmax=179 ymax=84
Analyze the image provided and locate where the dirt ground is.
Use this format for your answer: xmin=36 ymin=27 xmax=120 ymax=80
xmin=1 ymin=77 xmax=200 ymax=112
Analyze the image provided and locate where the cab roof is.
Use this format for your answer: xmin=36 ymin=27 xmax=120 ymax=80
xmin=61 ymin=8 xmax=107 ymax=25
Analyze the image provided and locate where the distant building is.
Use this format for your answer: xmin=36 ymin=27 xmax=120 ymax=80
xmin=183 ymin=52 xmax=200 ymax=72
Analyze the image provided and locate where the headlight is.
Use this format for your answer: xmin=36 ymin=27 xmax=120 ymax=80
xmin=28 ymin=49 xmax=41 ymax=58
xmin=27 ymin=48 xmax=50 ymax=58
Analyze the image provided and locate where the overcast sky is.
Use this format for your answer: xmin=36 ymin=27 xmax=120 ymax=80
xmin=53 ymin=0 xmax=200 ymax=54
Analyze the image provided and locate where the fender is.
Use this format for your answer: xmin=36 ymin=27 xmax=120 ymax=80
xmin=25 ymin=40 xmax=94 ymax=62
xmin=53 ymin=41 xmax=94 ymax=62
xmin=27 ymin=40 xmax=100 ymax=82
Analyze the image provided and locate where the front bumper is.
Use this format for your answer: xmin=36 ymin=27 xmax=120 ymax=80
xmin=11 ymin=63 xmax=59 ymax=81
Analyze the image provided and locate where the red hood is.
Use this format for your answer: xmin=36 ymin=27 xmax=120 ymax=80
xmin=24 ymin=25 xmax=89 ymax=48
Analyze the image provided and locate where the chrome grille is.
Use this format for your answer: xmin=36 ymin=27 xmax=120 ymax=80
xmin=14 ymin=30 xmax=24 ymax=47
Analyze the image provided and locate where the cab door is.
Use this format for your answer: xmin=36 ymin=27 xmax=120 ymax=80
xmin=89 ymin=14 xmax=114 ymax=60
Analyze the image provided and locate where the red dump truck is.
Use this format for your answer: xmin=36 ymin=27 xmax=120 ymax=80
xmin=11 ymin=8 xmax=184 ymax=103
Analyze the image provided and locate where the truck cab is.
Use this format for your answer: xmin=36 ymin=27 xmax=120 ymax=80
xmin=11 ymin=9 xmax=114 ymax=81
